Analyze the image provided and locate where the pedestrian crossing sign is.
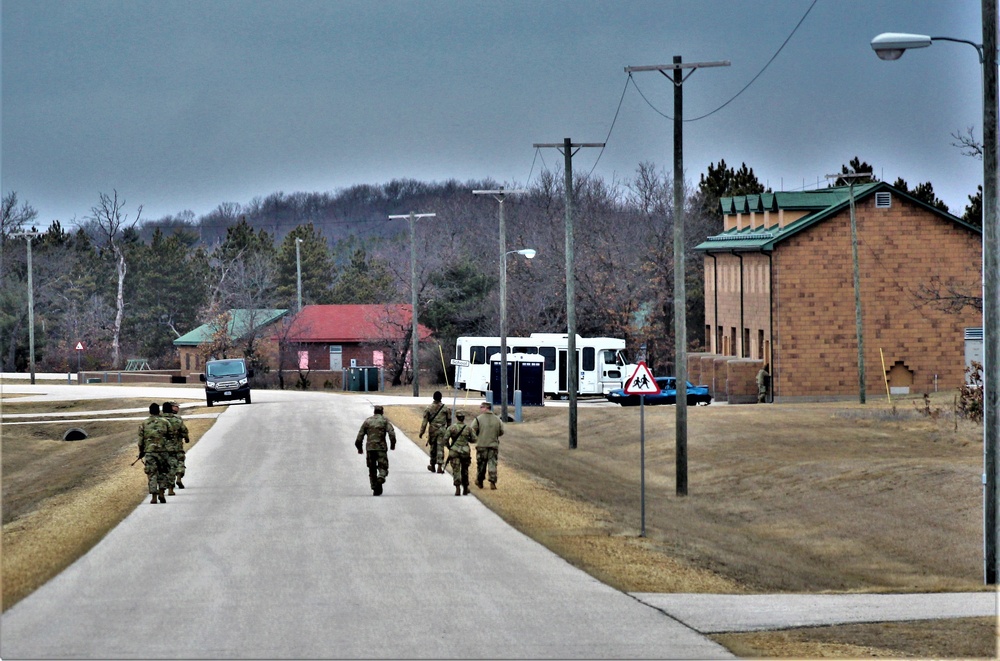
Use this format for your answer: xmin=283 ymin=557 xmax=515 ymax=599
xmin=624 ymin=361 xmax=660 ymax=395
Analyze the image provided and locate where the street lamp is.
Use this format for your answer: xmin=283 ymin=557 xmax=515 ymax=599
xmin=473 ymin=188 xmax=526 ymax=418
xmin=501 ymin=248 xmax=536 ymax=422
xmin=871 ymin=11 xmax=997 ymax=585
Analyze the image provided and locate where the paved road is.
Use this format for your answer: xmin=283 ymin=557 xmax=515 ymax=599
xmin=2 ymin=381 xmax=994 ymax=658
xmin=1 ymin=387 xmax=733 ymax=659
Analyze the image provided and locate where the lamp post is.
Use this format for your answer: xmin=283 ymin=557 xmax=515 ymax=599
xmin=473 ymin=188 xmax=526 ymax=418
xmin=872 ymin=9 xmax=998 ymax=585
xmin=295 ymin=237 xmax=303 ymax=312
xmin=501 ymin=248 xmax=537 ymax=421
xmin=388 ymin=211 xmax=436 ymax=397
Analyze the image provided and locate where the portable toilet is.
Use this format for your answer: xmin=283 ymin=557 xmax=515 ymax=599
xmin=489 ymin=352 xmax=544 ymax=406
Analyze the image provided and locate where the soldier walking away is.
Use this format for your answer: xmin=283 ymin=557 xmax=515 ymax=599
xmin=472 ymin=401 xmax=504 ymax=490
xmin=419 ymin=390 xmax=451 ymax=474
xmin=162 ymin=401 xmax=191 ymax=494
xmin=756 ymin=364 xmax=771 ymax=403
xmin=355 ymin=404 xmax=397 ymax=496
xmin=137 ymin=403 xmax=169 ymax=504
xmin=445 ymin=410 xmax=475 ymax=496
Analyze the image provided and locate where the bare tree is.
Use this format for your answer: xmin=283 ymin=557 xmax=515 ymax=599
xmin=88 ymin=190 xmax=142 ymax=369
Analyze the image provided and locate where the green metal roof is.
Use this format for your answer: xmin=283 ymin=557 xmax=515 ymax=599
xmin=173 ymin=309 xmax=288 ymax=346
xmin=697 ymin=182 xmax=977 ymax=253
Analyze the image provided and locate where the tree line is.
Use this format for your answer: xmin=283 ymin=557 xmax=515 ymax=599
xmin=0 ymin=157 xmax=981 ymax=383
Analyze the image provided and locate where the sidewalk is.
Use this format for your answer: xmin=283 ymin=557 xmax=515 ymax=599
xmin=630 ymin=592 xmax=997 ymax=633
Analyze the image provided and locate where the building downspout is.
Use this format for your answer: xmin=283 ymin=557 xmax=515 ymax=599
xmin=767 ymin=249 xmax=774 ymax=402
xmin=733 ymin=251 xmax=745 ymax=357
xmin=708 ymin=252 xmax=719 ymax=353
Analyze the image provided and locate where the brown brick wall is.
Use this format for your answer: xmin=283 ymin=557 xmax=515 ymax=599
xmin=727 ymin=359 xmax=764 ymax=404
xmin=704 ymin=253 xmax=772 ymax=360
xmin=771 ymin=195 xmax=980 ymax=398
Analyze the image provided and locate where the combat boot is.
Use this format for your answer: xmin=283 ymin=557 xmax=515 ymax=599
xmin=437 ymin=465 xmax=445 ymax=474
xmin=175 ymin=478 xmax=184 ymax=489
xmin=463 ymin=485 xmax=470 ymax=495
xmin=490 ymin=481 xmax=497 ymax=490
xmin=476 ymin=479 xmax=484 ymax=489
xmin=427 ymin=463 xmax=435 ymax=472
xmin=150 ymin=493 xmax=158 ymax=504
xmin=158 ymin=490 xmax=167 ymax=503
xmin=167 ymin=487 xmax=176 ymax=496
xmin=455 ymin=485 xmax=461 ymax=496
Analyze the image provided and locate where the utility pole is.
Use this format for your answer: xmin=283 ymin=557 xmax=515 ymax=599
xmin=295 ymin=237 xmax=303 ymax=312
xmin=472 ymin=188 xmax=526 ymax=422
xmin=389 ymin=211 xmax=436 ymax=397
xmin=825 ymin=172 xmax=873 ymax=405
xmin=532 ymin=139 xmax=603 ymax=449
xmin=626 ymin=56 xmax=729 ymax=496
xmin=13 ymin=232 xmax=40 ymax=384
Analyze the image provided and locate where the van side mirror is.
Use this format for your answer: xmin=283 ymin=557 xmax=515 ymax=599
xmin=199 ymin=373 xmax=206 ymax=382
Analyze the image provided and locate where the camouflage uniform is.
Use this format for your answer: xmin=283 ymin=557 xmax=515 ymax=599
xmin=137 ymin=413 xmax=170 ymax=503
xmin=445 ymin=413 xmax=475 ymax=495
xmin=756 ymin=366 xmax=770 ymax=403
xmin=355 ymin=409 xmax=397 ymax=496
xmin=162 ymin=402 xmax=190 ymax=492
xmin=472 ymin=404 xmax=504 ymax=489
xmin=419 ymin=395 xmax=451 ymax=473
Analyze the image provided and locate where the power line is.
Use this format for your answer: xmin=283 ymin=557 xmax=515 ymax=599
xmin=628 ymin=0 xmax=818 ymax=122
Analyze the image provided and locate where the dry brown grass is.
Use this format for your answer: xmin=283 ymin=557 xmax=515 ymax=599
xmin=2 ymin=390 xmax=996 ymax=658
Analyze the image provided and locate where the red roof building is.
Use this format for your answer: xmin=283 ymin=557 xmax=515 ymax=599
xmin=276 ymin=304 xmax=433 ymax=372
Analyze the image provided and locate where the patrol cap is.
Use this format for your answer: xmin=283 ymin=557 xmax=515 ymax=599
xmin=373 ymin=405 xmax=384 ymax=414
xmin=455 ymin=411 xmax=465 ymax=420
xmin=149 ymin=403 xmax=160 ymax=415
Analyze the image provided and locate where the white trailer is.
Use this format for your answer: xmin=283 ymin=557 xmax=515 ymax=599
xmin=454 ymin=333 xmax=634 ymax=396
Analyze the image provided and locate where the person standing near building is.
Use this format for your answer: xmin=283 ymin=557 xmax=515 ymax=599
xmin=756 ymin=364 xmax=771 ymax=403
xmin=355 ymin=404 xmax=397 ymax=496
xmin=445 ymin=410 xmax=475 ymax=496
xmin=162 ymin=401 xmax=190 ymax=494
xmin=419 ymin=390 xmax=451 ymax=474
xmin=137 ymin=403 xmax=169 ymax=504
xmin=471 ymin=401 xmax=504 ymax=490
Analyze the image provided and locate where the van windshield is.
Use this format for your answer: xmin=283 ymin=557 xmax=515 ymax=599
xmin=207 ymin=360 xmax=246 ymax=379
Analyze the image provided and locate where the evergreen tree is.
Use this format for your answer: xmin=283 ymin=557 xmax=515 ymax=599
xmin=275 ymin=224 xmax=334 ymax=308
xmin=329 ymin=246 xmax=395 ymax=304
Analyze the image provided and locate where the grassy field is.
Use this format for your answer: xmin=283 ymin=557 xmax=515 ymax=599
xmin=2 ymin=388 xmax=996 ymax=658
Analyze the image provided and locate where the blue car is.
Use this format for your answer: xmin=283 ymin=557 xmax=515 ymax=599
xmin=605 ymin=377 xmax=712 ymax=406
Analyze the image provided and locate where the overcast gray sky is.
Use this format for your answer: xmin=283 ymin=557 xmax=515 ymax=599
xmin=1 ymin=0 xmax=986 ymax=227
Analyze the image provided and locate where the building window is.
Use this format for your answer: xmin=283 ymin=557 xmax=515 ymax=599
xmin=743 ymin=328 xmax=750 ymax=358
xmin=730 ymin=327 xmax=737 ymax=356
xmin=758 ymin=330 xmax=765 ymax=360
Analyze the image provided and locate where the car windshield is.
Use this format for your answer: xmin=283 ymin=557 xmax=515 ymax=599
xmin=207 ymin=360 xmax=246 ymax=378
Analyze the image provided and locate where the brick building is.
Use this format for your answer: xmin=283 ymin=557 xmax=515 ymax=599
xmin=174 ymin=309 xmax=288 ymax=374
xmin=694 ymin=182 xmax=982 ymax=400
xmin=277 ymin=304 xmax=432 ymax=372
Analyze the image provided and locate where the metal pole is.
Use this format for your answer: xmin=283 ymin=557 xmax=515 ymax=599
xmin=640 ymin=394 xmax=646 ymax=537
xmin=500 ymin=223 xmax=509 ymax=422
xmin=295 ymin=237 xmax=303 ymax=312
xmin=410 ymin=211 xmax=419 ymax=397
xmin=26 ymin=235 xmax=36 ymax=385
xmin=982 ymin=0 xmax=998 ymax=586
xmin=564 ymin=138 xmax=578 ymax=449
xmin=848 ymin=181 xmax=866 ymax=404
xmin=673 ymin=55 xmax=688 ymax=497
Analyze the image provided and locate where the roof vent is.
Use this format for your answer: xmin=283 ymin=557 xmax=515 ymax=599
xmin=875 ymin=192 xmax=891 ymax=208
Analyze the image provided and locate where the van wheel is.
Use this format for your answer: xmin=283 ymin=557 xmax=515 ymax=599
xmin=206 ymin=397 xmax=213 ymax=407
xmin=245 ymin=393 xmax=252 ymax=404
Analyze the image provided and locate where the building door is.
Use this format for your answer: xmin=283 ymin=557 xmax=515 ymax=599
xmin=329 ymin=345 xmax=343 ymax=371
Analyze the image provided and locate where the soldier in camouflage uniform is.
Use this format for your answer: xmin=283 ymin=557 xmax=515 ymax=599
xmin=419 ymin=390 xmax=451 ymax=474
xmin=137 ymin=403 xmax=169 ymax=504
xmin=472 ymin=401 xmax=504 ymax=489
xmin=445 ymin=410 xmax=475 ymax=496
xmin=355 ymin=404 xmax=397 ymax=496
xmin=161 ymin=401 xmax=190 ymax=495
